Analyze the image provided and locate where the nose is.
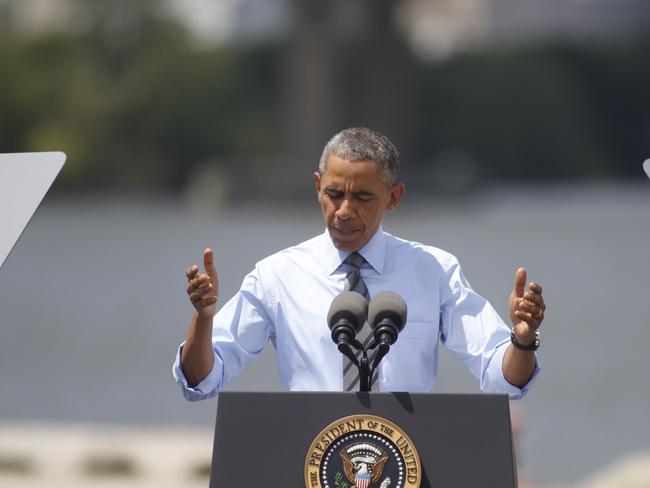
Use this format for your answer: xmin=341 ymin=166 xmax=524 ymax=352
xmin=335 ymin=197 xmax=355 ymax=220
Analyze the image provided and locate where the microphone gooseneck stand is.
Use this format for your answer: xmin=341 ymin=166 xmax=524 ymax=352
xmin=338 ymin=338 xmax=392 ymax=392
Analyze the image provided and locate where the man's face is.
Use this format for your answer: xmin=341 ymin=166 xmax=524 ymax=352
xmin=315 ymin=154 xmax=405 ymax=252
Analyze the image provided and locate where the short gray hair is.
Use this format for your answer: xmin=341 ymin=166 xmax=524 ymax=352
xmin=318 ymin=127 xmax=400 ymax=184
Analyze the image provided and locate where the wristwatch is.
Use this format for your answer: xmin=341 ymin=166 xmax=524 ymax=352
xmin=510 ymin=329 xmax=540 ymax=351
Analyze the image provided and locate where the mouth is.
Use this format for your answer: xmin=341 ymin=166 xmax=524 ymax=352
xmin=329 ymin=225 xmax=361 ymax=239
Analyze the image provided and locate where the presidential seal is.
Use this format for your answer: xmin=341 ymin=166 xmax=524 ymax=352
xmin=305 ymin=414 xmax=421 ymax=488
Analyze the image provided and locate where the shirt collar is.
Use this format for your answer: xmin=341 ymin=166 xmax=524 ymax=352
xmin=321 ymin=226 xmax=386 ymax=275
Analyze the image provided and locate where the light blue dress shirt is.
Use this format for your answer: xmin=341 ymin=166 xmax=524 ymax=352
xmin=173 ymin=227 xmax=540 ymax=400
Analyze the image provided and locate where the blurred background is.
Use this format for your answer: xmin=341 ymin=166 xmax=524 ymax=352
xmin=1 ymin=0 xmax=649 ymax=487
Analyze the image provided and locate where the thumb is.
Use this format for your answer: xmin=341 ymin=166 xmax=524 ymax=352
xmin=513 ymin=267 xmax=527 ymax=298
xmin=203 ymin=248 xmax=218 ymax=278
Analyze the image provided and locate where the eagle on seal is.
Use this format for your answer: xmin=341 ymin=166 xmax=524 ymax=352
xmin=340 ymin=450 xmax=389 ymax=488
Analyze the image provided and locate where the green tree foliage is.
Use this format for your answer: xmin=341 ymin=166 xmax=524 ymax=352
xmin=0 ymin=15 xmax=282 ymax=192
xmin=0 ymin=15 xmax=648 ymax=195
xmin=413 ymin=41 xmax=650 ymax=184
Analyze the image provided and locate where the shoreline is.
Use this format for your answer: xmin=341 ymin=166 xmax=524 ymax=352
xmin=0 ymin=422 xmax=213 ymax=488
xmin=1 ymin=422 xmax=648 ymax=487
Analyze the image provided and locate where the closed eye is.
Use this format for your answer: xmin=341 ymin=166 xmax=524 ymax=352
xmin=325 ymin=189 xmax=344 ymax=199
xmin=354 ymin=192 xmax=374 ymax=202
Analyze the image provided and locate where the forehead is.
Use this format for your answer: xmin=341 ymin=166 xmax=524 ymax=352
xmin=321 ymin=154 xmax=386 ymax=186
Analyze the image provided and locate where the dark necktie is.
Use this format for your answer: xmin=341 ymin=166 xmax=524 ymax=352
xmin=342 ymin=252 xmax=378 ymax=391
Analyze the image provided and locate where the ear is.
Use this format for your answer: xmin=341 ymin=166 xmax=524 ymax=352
xmin=314 ymin=171 xmax=322 ymax=200
xmin=386 ymin=183 xmax=405 ymax=212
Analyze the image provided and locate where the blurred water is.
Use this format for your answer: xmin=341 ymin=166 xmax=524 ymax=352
xmin=1 ymin=184 xmax=649 ymax=485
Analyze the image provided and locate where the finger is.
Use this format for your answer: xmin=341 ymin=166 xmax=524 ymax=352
xmin=189 ymin=285 xmax=215 ymax=303
xmin=203 ymin=248 xmax=218 ymax=278
xmin=200 ymin=289 xmax=216 ymax=301
xmin=513 ymin=268 xmax=527 ymax=298
xmin=519 ymin=301 xmax=544 ymax=317
xmin=518 ymin=300 xmax=537 ymax=314
xmin=194 ymin=284 xmax=212 ymax=296
xmin=528 ymin=282 xmax=543 ymax=294
xmin=185 ymin=265 xmax=199 ymax=280
xmin=522 ymin=300 xmax=546 ymax=315
xmin=191 ymin=295 xmax=217 ymax=308
xmin=187 ymin=274 xmax=210 ymax=294
xmin=514 ymin=309 xmax=541 ymax=326
xmin=187 ymin=274 xmax=208 ymax=289
xmin=189 ymin=289 xmax=204 ymax=303
xmin=197 ymin=283 xmax=216 ymax=295
xmin=523 ymin=291 xmax=544 ymax=308
xmin=515 ymin=308 xmax=543 ymax=322
xmin=197 ymin=296 xmax=217 ymax=308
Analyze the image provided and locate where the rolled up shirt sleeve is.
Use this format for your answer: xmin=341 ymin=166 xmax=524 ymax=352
xmin=172 ymin=265 xmax=275 ymax=401
xmin=439 ymin=256 xmax=541 ymax=399
xmin=172 ymin=343 xmax=223 ymax=401
xmin=482 ymin=340 xmax=541 ymax=399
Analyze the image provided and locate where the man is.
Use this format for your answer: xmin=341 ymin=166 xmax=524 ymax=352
xmin=173 ymin=127 xmax=543 ymax=399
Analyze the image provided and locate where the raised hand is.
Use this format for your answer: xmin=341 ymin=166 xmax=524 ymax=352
xmin=508 ymin=267 xmax=545 ymax=343
xmin=185 ymin=248 xmax=219 ymax=319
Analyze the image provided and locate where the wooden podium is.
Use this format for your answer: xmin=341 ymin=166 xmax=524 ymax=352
xmin=210 ymin=392 xmax=517 ymax=487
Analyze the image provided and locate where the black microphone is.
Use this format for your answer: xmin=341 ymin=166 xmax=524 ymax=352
xmin=368 ymin=291 xmax=407 ymax=346
xmin=327 ymin=291 xmax=368 ymax=348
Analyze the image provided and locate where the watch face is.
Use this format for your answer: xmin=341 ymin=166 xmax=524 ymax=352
xmin=511 ymin=330 xmax=540 ymax=351
xmin=532 ymin=330 xmax=540 ymax=348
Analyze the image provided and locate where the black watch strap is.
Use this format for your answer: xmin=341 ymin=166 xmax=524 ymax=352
xmin=510 ymin=329 xmax=540 ymax=351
